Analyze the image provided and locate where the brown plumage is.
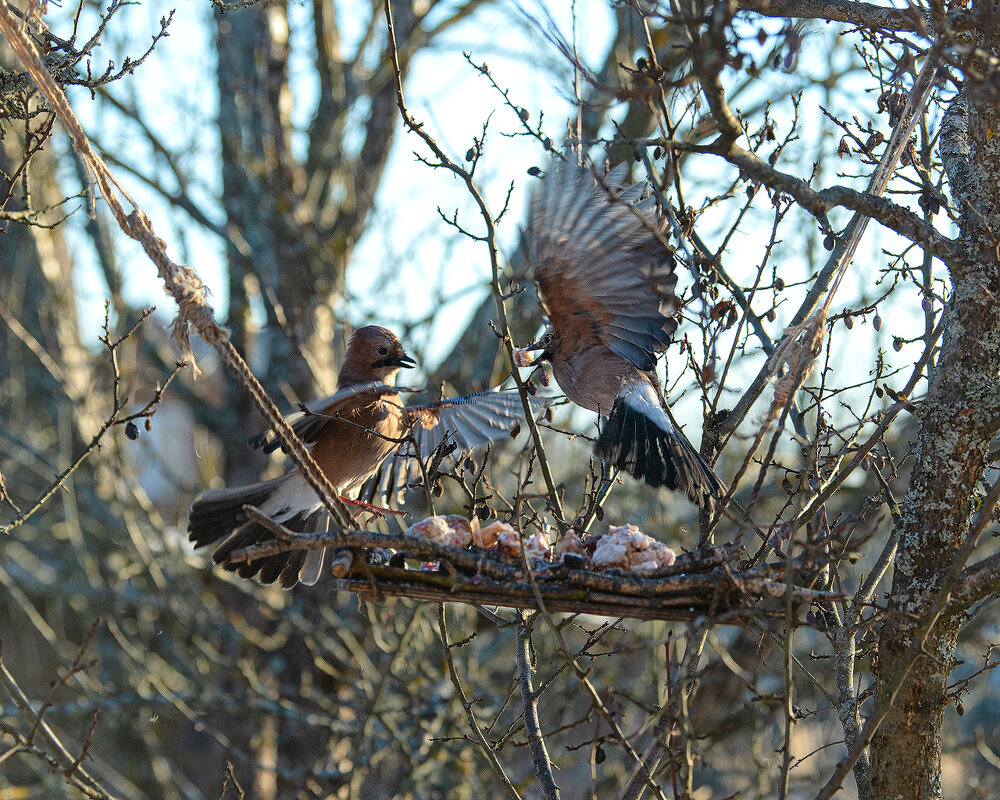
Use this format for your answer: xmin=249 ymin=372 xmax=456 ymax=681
xmin=523 ymin=159 xmax=723 ymax=509
xmin=188 ymin=325 xmax=547 ymax=588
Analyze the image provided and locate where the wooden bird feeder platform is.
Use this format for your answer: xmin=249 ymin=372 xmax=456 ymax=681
xmin=334 ymin=547 xmax=836 ymax=624
xmin=228 ymin=511 xmax=838 ymax=623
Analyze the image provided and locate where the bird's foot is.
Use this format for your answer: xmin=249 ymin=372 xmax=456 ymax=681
xmin=338 ymin=496 xmax=407 ymax=519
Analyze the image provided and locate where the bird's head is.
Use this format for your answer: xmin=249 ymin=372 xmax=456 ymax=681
xmin=340 ymin=325 xmax=416 ymax=386
xmin=523 ymin=326 xmax=556 ymax=365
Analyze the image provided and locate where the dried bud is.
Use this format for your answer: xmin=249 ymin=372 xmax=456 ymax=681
xmin=921 ymin=295 xmax=934 ymax=313
xmin=873 ymin=314 xmax=882 ymax=331
xmin=144 ymin=417 xmax=152 ymax=431
xmin=774 ymin=277 xmax=785 ymax=291
xmin=768 ymin=149 xmax=778 ymax=166
xmin=837 ymin=138 xmax=851 ymax=158
xmin=465 ymin=147 xmax=476 ymax=162
xmin=595 ymin=504 xmax=604 ymax=521
xmin=893 ymin=337 xmax=904 ymax=352
xmin=766 ymin=309 xmax=776 ymax=322
xmin=527 ymin=166 xmax=541 ymax=177
xmin=595 ymin=745 xmax=606 ymax=764
xmin=823 ymin=233 xmax=836 ymax=251
xmin=653 ymin=146 xmax=662 ymax=159
xmin=709 ymin=300 xmax=733 ymax=323
xmin=542 ymin=137 xmax=552 ymax=149
xmin=918 ymin=190 xmax=938 ymax=216
xmin=957 ymin=702 xmax=965 ymax=716
xmin=865 ymin=130 xmax=885 ymax=151
xmin=125 ymin=421 xmax=140 ymax=440
xmin=844 ymin=315 xmax=854 ymax=330
xmin=875 ymin=385 xmax=884 ymax=398
xmin=538 ymin=369 xmax=550 ymax=387
xmin=518 ymin=107 xmax=529 ymax=122
xmin=510 ymin=421 xmax=521 ymax=439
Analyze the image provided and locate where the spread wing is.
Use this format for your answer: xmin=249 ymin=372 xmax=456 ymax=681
xmin=248 ymin=381 xmax=397 ymax=453
xmin=529 ymin=159 xmax=679 ymax=371
xmin=358 ymin=388 xmax=553 ymax=504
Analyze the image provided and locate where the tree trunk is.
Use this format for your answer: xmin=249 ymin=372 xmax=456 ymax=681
xmin=871 ymin=90 xmax=1000 ymax=799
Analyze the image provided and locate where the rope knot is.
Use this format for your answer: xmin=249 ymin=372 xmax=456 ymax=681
xmin=125 ymin=210 xmax=225 ymax=377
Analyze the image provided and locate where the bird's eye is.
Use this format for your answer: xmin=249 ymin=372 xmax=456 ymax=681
xmin=376 ymin=345 xmax=388 ymax=356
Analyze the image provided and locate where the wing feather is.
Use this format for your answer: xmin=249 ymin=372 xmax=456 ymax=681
xmin=248 ymin=381 xmax=397 ymax=453
xmin=530 ymin=159 xmax=679 ymax=371
xmin=360 ymin=388 xmax=552 ymax=504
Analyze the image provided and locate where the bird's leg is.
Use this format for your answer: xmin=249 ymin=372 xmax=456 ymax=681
xmin=337 ymin=495 xmax=407 ymax=519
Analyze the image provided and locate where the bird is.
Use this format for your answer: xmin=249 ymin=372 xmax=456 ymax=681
xmin=188 ymin=325 xmax=546 ymax=588
xmin=519 ymin=158 xmax=723 ymax=510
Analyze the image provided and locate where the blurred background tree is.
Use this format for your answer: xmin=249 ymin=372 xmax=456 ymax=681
xmin=2 ymin=1 xmax=999 ymax=799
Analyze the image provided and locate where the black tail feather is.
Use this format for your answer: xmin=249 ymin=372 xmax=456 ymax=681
xmin=212 ymin=512 xmax=313 ymax=588
xmin=595 ymin=397 xmax=724 ymax=509
xmin=187 ymin=479 xmax=282 ymax=551
xmin=187 ymin=478 xmax=324 ymax=588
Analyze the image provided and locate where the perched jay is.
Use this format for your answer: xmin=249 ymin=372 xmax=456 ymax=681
xmin=189 ymin=325 xmax=544 ymax=587
xmin=521 ymin=159 xmax=723 ymax=509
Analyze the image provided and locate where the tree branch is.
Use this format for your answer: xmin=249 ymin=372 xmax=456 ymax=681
xmin=737 ymin=0 xmax=929 ymax=33
xmin=515 ymin=614 xmax=561 ymax=800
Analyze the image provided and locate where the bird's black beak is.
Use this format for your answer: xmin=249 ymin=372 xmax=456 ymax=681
xmin=389 ymin=353 xmax=417 ymax=368
xmin=373 ymin=353 xmax=416 ymax=369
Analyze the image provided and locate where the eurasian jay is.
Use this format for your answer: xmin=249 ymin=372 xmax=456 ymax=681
xmin=521 ymin=159 xmax=723 ymax=510
xmin=188 ymin=325 xmax=544 ymax=587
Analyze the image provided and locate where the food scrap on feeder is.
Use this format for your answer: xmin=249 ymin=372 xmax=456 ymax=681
xmin=472 ymin=518 xmax=514 ymax=548
xmin=522 ymin=532 xmax=552 ymax=562
xmin=553 ymin=531 xmax=587 ymax=562
xmin=591 ymin=523 xmax=675 ymax=574
xmin=405 ymin=515 xmax=473 ymax=549
xmin=403 ymin=516 xmax=673 ymax=575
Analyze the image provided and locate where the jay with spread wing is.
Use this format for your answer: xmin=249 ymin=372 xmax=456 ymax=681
xmin=520 ymin=159 xmax=723 ymax=510
xmin=188 ymin=325 xmax=544 ymax=588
